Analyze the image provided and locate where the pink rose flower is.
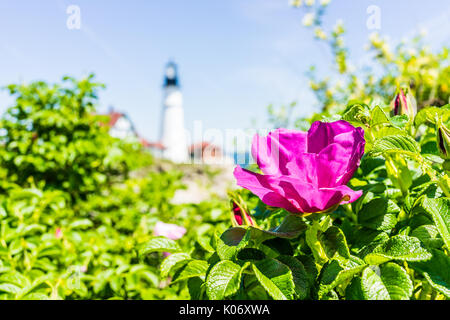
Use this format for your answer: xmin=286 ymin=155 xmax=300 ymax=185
xmin=154 ymin=222 xmax=186 ymax=257
xmin=154 ymin=221 xmax=187 ymax=240
xmin=55 ymin=228 xmax=63 ymax=239
xmin=153 ymin=221 xmax=186 ymax=257
xmin=234 ymin=120 xmax=365 ymax=215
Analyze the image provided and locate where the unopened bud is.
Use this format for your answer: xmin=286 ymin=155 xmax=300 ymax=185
xmin=391 ymin=88 xmax=417 ymax=119
xmin=231 ymin=201 xmax=255 ymax=227
xmin=437 ymin=119 xmax=450 ymax=161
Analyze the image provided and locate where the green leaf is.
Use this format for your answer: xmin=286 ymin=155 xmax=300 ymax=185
xmin=411 ymin=225 xmax=444 ymax=249
xmin=318 ymin=256 xmax=366 ymax=298
xmin=172 ymin=260 xmax=209 ymax=283
xmin=306 ymin=220 xmax=350 ymax=265
xmin=357 ymin=197 xmax=399 ymax=231
xmin=260 ymin=237 xmax=293 ymax=257
xmin=319 ymin=226 xmax=351 ymax=259
xmin=252 ymin=258 xmax=295 ymax=300
xmin=206 ymin=260 xmax=247 ymax=300
xmin=351 ymin=228 xmax=390 ymax=258
xmin=305 ymin=216 xmax=333 ymax=265
xmin=160 ymin=253 xmax=191 ymax=278
xmin=346 ymin=263 xmax=413 ymax=300
xmin=415 ymin=106 xmax=450 ymax=127
xmin=140 ymin=236 xmax=181 ymax=256
xmin=421 ymin=197 xmax=450 ymax=251
xmin=369 ymin=135 xmax=420 ymax=156
xmin=390 ymin=115 xmax=409 ymax=129
xmin=370 ymin=106 xmax=390 ymax=127
xmin=410 ymin=249 xmax=450 ymax=298
xmin=342 ymin=103 xmax=371 ymax=125
xmin=364 ymin=235 xmax=432 ymax=265
xmin=0 ymin=283 xmax=21 ymax=295
xmin=236 ymin=248 xmax=266 ymax=261
xmin=263 ymin=214 xmax=308 ymax=239
xmin=277 ymin=255 xmax=310 ymax=300
xmin=69 ymin=219 xmax=94 ymax=230
xmin=215 ymin=228 xmax=248 ymax=260
xmin=245 ymin=215 xmax=308 ymax=244
xmin=188 ymin=277 xmax=205 ymax=300
xmin=0 ymin=272 xmax=30 ymax=288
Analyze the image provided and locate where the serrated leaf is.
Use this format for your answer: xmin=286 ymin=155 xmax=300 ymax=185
xmin=277 ymin=255 xmax=309 ymax=300
xmin=252 ymin=258 xmax=295 ymax=300
xmin=421 ymin=197 xmax=450 ymax=251
xmin=411 ymin=225 xmax=444 ymax=248
xmin=0 ymin=283 xmax=21 ymax=295
xmin=69 ymin=219 xmax=94 ymax=230
xmin=306 ymin=220 xmax=350 ymax=265
xmin=140 ymin=236 xmax=181 ymax=256
xmin=160 ymin=253 xmax=191 ymax=278
xmin=346 ymin=263 xmax=413 ymax=300
xmin=236 ymin=248 xmax=266 ymax=261
xmin=352 ymin=228 xmax=389 ymax=257
xmin=0 ymin=272 xmax=31 ymax=288
xmin=342 ymin=103 xmax=371 ymax=125
xmin=172 ymin=260 xmax=209 ymax=283
xmin=319 ymin=226 xmax=351 ymax=259
xmin=188 ymin=277 xmax=205 ymax=300
xmin=264 ymin=214 xmax=308 ymax=239
xmin=246 ymin=215 xmax=308 ymax=244
xmin=370 ymin=106 xmax=390 ymax=126
xmin=390 ymin=115 xmax=409 ymax=129
xmin=370 ymin=135 xmax=420 ymax=156
xmin=206 ymin=260 xmax=247 ymax=300
xmin=364 ymin=235 xmax=432 ymax=265
xmin=215 ymin=228 xmax=248 ymax=260
xmin=260 ymin=237 xmax=293 ymax=258
xmin=318 ymin=256 xmax=366 ymax=298
xmin=415 ymin=106 xmax=450 ymax=127
xmin=410 ymin=249 xmax=450 ymax=298
xmin=357 ymin=197 xmax=398 ymax=231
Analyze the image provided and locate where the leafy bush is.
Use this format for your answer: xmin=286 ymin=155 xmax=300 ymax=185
xmin=1 ymin=2 xmax=449 ymax=301
xmin=0 ymin=76 xmax=230 ymax=299
xmin=145 ymin=101 xmax=450 ymax=300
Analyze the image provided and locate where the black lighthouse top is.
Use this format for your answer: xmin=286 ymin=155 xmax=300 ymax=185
xmin=164 ymin=61 xmax=179 ymax=87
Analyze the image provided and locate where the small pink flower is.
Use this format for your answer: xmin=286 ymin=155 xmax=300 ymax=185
xmin=55 ymin=228 xmax=63 ymax=239
xmin=153 ymin=221 xmax=186 ymax=240
xmin=234 ymin=120 xmax=365 ymax=215
xmin=154 ymin=222 xmax=186 ymax=257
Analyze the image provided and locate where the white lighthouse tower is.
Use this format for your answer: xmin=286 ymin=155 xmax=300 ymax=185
xmin=160 ymin=61 xmax=189 ymax=163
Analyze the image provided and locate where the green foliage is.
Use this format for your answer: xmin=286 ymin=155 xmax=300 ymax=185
xmin=0 ymin=76 xmax=230 ymax=300
xmin=1 ymin=2 xmax=450 ymax=301
xmin=160 ymin=95 xmax=450 ymax=300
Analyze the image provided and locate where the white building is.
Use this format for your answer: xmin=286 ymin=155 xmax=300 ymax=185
xmin=159 ymin=61 xmax=189 ymax=163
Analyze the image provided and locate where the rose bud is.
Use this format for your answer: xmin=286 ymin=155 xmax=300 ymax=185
xmin=437 ymin=119 xmax=450 ymax=162
xmin=230 ymin=200 xmax=255 ymax=227
xmin=391 ymin=88 xmax=417 ymax=119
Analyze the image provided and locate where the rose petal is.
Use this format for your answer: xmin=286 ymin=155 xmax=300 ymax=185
xmin=233 ymin=166 xmax=300 ymax=213
xmin=252 ymin=129 xmax=307 ymax=176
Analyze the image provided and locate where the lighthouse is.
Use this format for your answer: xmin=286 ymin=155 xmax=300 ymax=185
xmin=160 ymin=61 xmax=189 ymax=163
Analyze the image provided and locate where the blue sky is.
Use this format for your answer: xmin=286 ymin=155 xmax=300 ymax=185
xmin=0 ymin=0 xmax=449 ymax=151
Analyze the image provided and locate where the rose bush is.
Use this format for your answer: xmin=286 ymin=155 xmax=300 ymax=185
xmin=1 ymin=1 xmax=450 ymax=301
xmin=145 ymin=101 xmax=450 ymax=301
